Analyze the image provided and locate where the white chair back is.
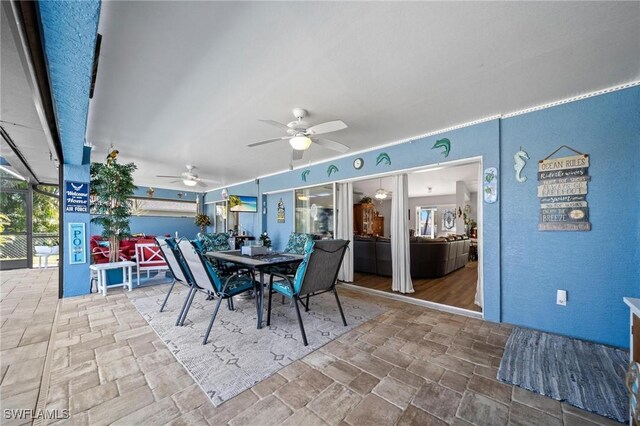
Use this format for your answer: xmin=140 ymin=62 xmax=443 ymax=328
xmin=155 ymin=238 xmax=188 ymax=283
xmin=176 ymin=239 xmax=216 ymax=294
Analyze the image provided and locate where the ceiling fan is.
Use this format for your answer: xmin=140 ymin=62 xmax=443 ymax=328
xmin=156 ymin=165 xmax=217 ymax=188
xmin=248 ymin=108 xmax=350 ymax=161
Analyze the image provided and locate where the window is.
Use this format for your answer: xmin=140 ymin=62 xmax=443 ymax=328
xmin=416 ymin=206 xmax=437 ymax=238
xmin=294 ymin=185 xmax=334 ymax=238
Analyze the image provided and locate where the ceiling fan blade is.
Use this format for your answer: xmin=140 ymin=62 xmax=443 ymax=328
xmin=199 ymin=177 xmax=221 ymax=183
xmin=197 ymin=181 xmax=207 ymax=188
xmin=313 ymin=137 xmax=350 ymax=153
xmin=306 ymin=120 xmax=347 ymax=136
xmin=292 ymin=149 xmax=304 ymax=161
xmin=156 ymin=175 xmax=183 ymax=179
xmin=247 ymin=136 xmax=292 ymax=148
xmin=259 ymin=119 xmax=290 ymax=130
xmin=169 ymin=180 xmax=182 ymax=183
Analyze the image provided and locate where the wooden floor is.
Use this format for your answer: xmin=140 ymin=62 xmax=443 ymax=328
xmin=352 ymin=262 xmax=481 ymax=312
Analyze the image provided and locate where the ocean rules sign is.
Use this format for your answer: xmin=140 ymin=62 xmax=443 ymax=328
xmin=538 ymin=154 xmax=591 ymax=231
xmin=65 ymin=181 xmax=89 ymax=213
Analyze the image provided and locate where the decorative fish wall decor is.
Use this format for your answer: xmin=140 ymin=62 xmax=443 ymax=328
xmin=514 ymin=148 xmax=529 ymax=183
xmin=301 ymin=170 xmax=310 ymax=182
xmin=327 ymin=165 xmax=339 ymax=177
xmin=376 ymin=152 xmax=391 ymax=166
xmin=432 ymin=138 xmax=451 ymax=158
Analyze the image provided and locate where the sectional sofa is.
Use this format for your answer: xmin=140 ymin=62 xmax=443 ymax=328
xmin=354 ymin=235 xmax=470 ymax=278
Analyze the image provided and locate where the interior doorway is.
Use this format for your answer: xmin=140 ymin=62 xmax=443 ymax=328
xmin=349 ymin=161 xmax=482 ymax=314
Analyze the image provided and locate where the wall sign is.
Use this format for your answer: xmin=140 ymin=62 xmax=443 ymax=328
xmin=483 ymin=167 xmax=498 ymax=203
xmin=68 ymin=223 xmax=87 ymax=264
xmin=277 ymin=198 xmax=285 ymax=223
xmin=538 ymin=146 xmax=591 ymax=231
xmin=65 ymin=181 xmax=89 ymax=213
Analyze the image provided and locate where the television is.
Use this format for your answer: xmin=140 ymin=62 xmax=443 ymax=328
xmin=228 ymin=195 xmax=258 ymax=213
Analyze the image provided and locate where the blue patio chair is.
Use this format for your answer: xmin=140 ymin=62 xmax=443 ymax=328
xmin=176 ymin=239 xmax=257 ymax=345
xmin=267 ymin=239 xmax=350 ymax=346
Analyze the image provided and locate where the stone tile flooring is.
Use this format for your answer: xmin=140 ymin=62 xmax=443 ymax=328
xmin=0 ymin=268 xmax=620 ymax=425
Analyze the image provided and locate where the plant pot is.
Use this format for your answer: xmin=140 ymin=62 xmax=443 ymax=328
xmin=105 ymin=268 xmax=124 ymax=285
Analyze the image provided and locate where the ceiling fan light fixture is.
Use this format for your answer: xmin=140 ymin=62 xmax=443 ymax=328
xmin=183 ymin=179 xmax=197 ymax=187
xmin=289 ymin=135 xmax=312 ymax=151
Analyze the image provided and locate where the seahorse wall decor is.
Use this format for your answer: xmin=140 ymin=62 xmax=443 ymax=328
xmin=301 ymin=170 xmax=310 ymax=182
xmin=327 ymin=164 xmax=339 ymax=177
xmin=376 ymin=152 xmax=391 ymax=166
xmin=514 ymin=148 xmax=529 ymax=183
xmin=432 ymin=138 xmax=451 ymax=158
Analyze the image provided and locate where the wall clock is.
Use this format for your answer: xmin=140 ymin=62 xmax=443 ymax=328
xmin=353 ymin=158 xmax=364 ymax=170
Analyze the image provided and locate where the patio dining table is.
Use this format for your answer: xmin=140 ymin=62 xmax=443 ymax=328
xmin=205 ymin=250 xmax=303 ymax=329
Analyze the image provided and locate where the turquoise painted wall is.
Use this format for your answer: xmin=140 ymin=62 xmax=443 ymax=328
xmin=500 ymin=86 xmax=640 ymax=348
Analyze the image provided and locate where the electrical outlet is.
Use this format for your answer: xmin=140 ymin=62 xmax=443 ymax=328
xmin=557 ymin=290 xmax=567 ymax=306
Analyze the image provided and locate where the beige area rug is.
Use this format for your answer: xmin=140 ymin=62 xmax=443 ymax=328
xmin=131 ymin=284 xmax=384 ymax=406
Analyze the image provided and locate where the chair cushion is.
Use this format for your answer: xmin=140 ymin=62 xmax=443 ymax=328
xmin=199 ymin=233 xmax=231 ymax=252
xmin=291 ymin=240 xmax=315 ymax=294
xmin=271 ymin=280 xmax=294 ymax=298
xmin=283 ymin=233 xmax=314 ymax=255
xmin=224 ymin=275 xmax=255 ymax=296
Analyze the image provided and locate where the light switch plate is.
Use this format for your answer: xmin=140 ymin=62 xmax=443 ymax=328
xmin=557 ymin=290 xmax=567 ymax=306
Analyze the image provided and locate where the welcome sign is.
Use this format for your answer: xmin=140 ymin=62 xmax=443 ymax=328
xmin=65 ymin=181 xmax=89 ymax=213
xmin=538 ymin=153 xmax=591 ymax=231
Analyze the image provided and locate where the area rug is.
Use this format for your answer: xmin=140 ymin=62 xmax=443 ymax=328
xmin=497 ymin=327 xmax=628 ymax=423
xmin=131 ymin=285 xmax=384 ymax=406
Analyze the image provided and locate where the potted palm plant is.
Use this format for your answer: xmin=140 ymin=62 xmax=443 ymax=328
xmin=194 ymin=213 xmax=211 ymax=234
xmin=90 ymin=152 xmax=137 ymax=271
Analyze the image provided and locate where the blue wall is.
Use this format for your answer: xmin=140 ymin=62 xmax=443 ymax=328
xmin=38 ymin=1 xmax=101 ymax=166
xmin=91 ymin=216 xmax=199 ymax=241
xmin=62 ymin=164 xmax=91 ymax=297
xmin=266 ymin=192 xmax=294 ymax=251
xmin=500 ymin=87 xmax=640 ymax=348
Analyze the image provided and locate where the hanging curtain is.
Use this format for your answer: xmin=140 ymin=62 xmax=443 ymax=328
xmin=391 ymin=174 xmax=414 ymax=293
xmin=475 ymin=250 xmax=483 ymax=308
xmin=336 ymin=182 xmax=354 ymax=282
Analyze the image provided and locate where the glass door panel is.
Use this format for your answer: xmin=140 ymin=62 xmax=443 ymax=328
xmin=295 ymin=185 xmax=334 ymax=239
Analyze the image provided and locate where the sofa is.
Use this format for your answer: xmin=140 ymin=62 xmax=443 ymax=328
xmin=354 ymin=235 xmax=470 ymax=278
xmin=90 ymin=235 xmax=160 ymax=263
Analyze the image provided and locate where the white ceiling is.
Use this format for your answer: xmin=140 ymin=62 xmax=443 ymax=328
xmin=353 ymin=162 xmax=480 ymax=198
xmin=0 ymin=8 xmax=58 ymax=184
xmin=86 ymin=2 xmax=640 ymax=191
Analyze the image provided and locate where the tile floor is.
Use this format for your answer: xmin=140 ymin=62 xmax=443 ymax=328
xmin=0 ymin=268 xmax=620 ymax=425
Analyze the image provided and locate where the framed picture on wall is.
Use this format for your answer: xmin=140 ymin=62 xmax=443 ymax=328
xmin=442 ymin=208 xmax=456 ymax=233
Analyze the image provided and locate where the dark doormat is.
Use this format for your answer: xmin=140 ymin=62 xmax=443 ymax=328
xmin=497 ymin=327 xmax=628 ymax=423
